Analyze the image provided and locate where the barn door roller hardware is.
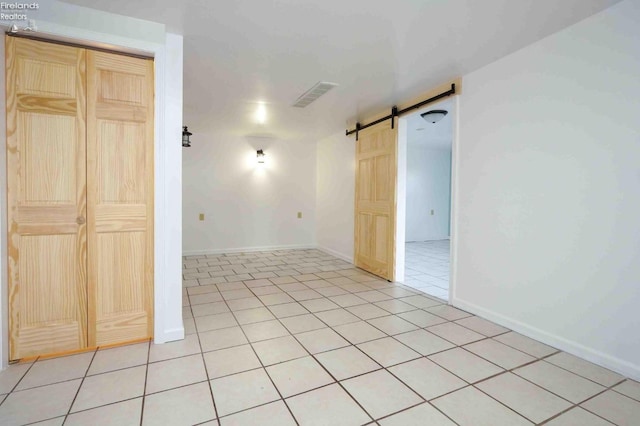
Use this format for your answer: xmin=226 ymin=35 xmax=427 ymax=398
xmin=345 ymin=83 xmax=456 ymax=140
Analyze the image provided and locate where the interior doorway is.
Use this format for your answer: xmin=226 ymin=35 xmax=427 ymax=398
xmin=395 ymin=97 xmax=456 ymax=301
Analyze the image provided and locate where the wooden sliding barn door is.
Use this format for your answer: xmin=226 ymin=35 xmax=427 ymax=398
xmin=354 ymin=123 xmax=397 ymax=281
xmin=86 ymin=51 xmax=154 ymax=346
xmin=6 ymin=37 xmax=88 ymax=359
xmin=7 ymin=36 xmax=154 ymax=359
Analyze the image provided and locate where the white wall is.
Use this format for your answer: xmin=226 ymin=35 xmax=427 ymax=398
xmin=0 ymin=2 xmax=184 ymax=367
xmin=182 ymin=133 xmax=317 ymax=254
xmin=156 ymin=32 xmax=184 ymax=344
xmin=405 ymin=145 xmax=451 ymax=241
xmin=454 ymin=0 xmax=640 ymax=380
xmin=316 ymin=131 xmax=355 ymax=262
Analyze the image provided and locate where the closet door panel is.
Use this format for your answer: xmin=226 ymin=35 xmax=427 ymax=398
xmin=6 ymin=37 xmax=87 ymax=360
xmin=95 ymin=232 xmax=147 ymax=343
xmin=87 ymin=51 xmax=154 ymax=346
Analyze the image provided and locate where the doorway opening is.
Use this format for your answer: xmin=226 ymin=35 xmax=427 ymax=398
xmin=395 ymin=97 xmax=456 ymax=301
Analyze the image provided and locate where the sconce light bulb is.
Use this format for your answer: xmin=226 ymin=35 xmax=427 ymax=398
xmin=256 ymin=104 xmax=267 ymax=124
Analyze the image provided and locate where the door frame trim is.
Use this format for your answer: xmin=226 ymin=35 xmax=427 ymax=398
xmin=395 ymin=95 xmax=460 ymax=303
xmin=1 ymin=22 xmax=183 ymax=367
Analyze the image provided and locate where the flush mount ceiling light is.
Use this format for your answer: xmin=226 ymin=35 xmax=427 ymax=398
xmin=420 ymin=110 xmax=448 ymax=123
xmin=255 ymin=103 xmax=267 ymax=124
xmin=182 ymin=126 xmax=192 ymax=147
xmin=292 ymin=81 xmax=339 ymax=108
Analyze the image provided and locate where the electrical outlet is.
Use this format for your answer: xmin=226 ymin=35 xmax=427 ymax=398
xmin=199 ymin=213 xmax=205 ymax=221
xmin=297 ymin=212 xmax=302 ymax=219
xmin=430 ymin=209 xmax=435 ymax=215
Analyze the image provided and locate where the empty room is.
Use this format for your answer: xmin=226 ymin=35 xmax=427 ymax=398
xmin=0 ymin=0 xmax=639 ymax=425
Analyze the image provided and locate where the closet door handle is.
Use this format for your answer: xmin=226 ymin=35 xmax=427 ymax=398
xmin=76 ymin=216 xmax=86 ymax=225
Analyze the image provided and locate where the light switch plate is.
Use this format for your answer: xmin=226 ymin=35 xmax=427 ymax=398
xmin=199 ymin=213 xmax=205 ymax=221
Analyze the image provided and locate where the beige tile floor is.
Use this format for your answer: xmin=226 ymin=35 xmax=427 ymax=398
xmin=0 ymin=248 xmax=639 ymax=425
xmin=403 ymin=240 xmax=450 ymax=299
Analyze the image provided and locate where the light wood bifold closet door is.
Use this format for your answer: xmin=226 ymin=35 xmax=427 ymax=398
xmin=6 ymin=36 xmax=154 ymax=360
xmin=87 ymin=50 xmax=154 ymax=347
xmin=354 ymin=122 xmax=397 ymax=281
xmin=6 ymin=38 xmax=88 ymax=359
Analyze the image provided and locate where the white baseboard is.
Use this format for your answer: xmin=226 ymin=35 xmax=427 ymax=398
xmin=317 ymin=246 xmax=354 ymax=264
xmin=183 ymin=244 xmax=316 ymax=256
xmin=452 ymin=296 xmax=640 ymax=381
xmin=406 ymin=237 xmax=450 ymax=243
xmin=154 ymin=327 xmax=185 ymax=344
xmin=184 ymin=244 xmax=353 ymax=264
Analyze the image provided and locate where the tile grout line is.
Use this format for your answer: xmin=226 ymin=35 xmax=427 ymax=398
xmin=463 ymin=348 xmax=627 ymax=425
xmin=216 ymin=289 xmax=301 ymax=426
xmin=342 ymin=345 xmax=464 ymax=425
xmin=609 ymin=383 xmax=640 ymax=404
xmin=184 ymin=250 xmax=638 ymax=426
xmin=202 ymin=305 xmax=624 ymax=426
xmin=265 ymin=304 xmax=376 ymax=424
xmin=188 ymin=260 xmax=573 ymax=424
xmin=3 ymin=249 xmax=634 ymax=425
xmin=537 ymin=353 xmax=627 ymax=388
xmin=0 ymin=355 xmax=38 ymax=402
xmin=238 ymin=273 xmax=461 ymax=424
xmin=545 ymin=386 xmax=626 ymax=425
xmin=193 ymin=310 xmax=222 ymax=426
xmin=182 ymin=298 xmax=476 ymax=351
xmin=206 ymin=253 xmax=627 ymax=424
xmin=438 ymin=345 xmax=577 ymax=424
xmin=61 ymin=348 xmax=98 ymax=425
xmin=338 ymin=317 xmax=474 ymax=425
xmin=534 ymin=375 xmax=628 ymax=425
xmin=25 ymin=343 xmax=152 ymax=424
xmin=5 ymin=347 xmax=151 ymax=394
xmin=246 ymin=274 xmax=380 ymax=422
xmin=373 ymin=398 xmax=461 ymax=426
xmin=138 ymin=340 xmax=152 ymax=426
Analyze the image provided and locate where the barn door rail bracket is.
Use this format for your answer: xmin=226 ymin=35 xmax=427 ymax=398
xmin=345 ymin=83 xmax=456 ymax=140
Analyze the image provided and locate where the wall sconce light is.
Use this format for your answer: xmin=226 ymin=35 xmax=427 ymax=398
xmin=420 ymin=110 xmax=448 ymax=123
xmin=256 ymin=149 xmax=265 ymax=163
xmin=182 ymin=126 xmax=192 ymax=148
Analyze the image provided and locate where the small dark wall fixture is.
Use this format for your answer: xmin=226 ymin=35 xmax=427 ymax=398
xmin=257 ymin=149 xmax=265 ymax=163
xmin=182 ymin=126 xmax=192 ymax=147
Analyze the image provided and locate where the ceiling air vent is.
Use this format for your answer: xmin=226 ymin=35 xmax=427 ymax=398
xmin=292 ymin=81 xmax=338 ymax=108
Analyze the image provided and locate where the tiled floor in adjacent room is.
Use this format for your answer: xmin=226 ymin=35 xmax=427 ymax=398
xmin=1 ymin=248 xmax=639 ymax=425
xmin=403 ymin=240 xmax=450 ymax=300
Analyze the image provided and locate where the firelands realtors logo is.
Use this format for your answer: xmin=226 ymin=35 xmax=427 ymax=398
xmin=1 ymin=2 xmax=39 ymax=21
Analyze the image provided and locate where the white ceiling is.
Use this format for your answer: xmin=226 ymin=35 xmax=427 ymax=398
xmin=63 ymin=0 xmax=619 ymax=141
